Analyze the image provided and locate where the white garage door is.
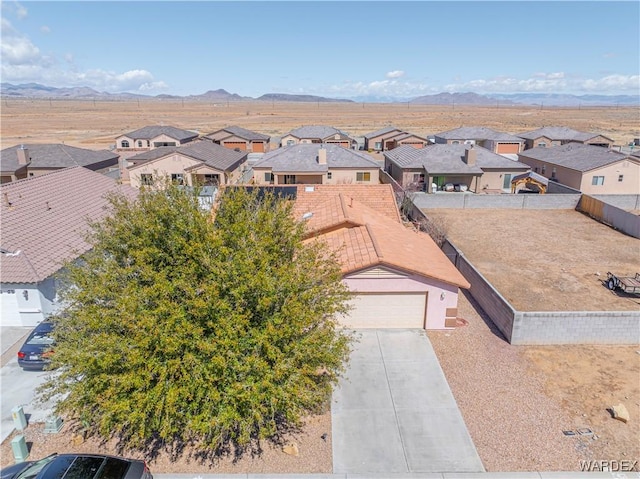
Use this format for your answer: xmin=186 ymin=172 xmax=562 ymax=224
xmin=343 ymin=293 xmax=427 ymax=329
xmin=0 ymin=290 xmax=22 ymax=326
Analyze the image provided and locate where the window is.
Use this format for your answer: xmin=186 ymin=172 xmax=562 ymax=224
xmin=356 ymin=172 xmax=371 ymax=182
xmin=154 ymin=141 xmax=177 ymax=147
xmin=413 ymin=173 xmax=425 ymax=183
xmin=286 ymin=140 xmax=295 ymax=146
xmin=502 ymin=173 xmax=512 ymax=189
xmin=374 ymin=142 xmax=382 ymax=150
xmin=538 ymin=142 xmax=546 ymax=147
xmin=140 ymin=174 xmax=153 ymax=185
xmin=264 ymin=172 xmax=274 ymax=182
xmin=121 ymin=140 xmax=130 ymax=148
xmin=283 ymin=174 xmax=296 ymax=184
xmin=591 ymin=176 xmax=605 ymax=186
xmin=618 ymin=175 xmax=624 ymax=182
xmin=29 ymin=173 xmax=34 ymax=177
xmin=541 ymin=165 xmax=546 ymax=175
xmin=171 ymin=173 xmax=184 ymax=185
xmin=137 ymin=140 xmax=143 ymax=147
xmin=452 ymin=141 xmax=460 ymax=145
xmin=146 ymin=140 xmax=150 ymax=147
xmin=327 ymin=172 xmax=332 ymax=179
xmin=202 ymin=174 xmax=219 ymax=185
xmin=534 ymin=167 xmax=539 ymax=173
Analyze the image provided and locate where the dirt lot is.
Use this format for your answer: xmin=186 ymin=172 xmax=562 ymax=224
xmin=0 ymin=412 xmax=332 ymax=474
xmin=429 ymin=292 xmax=640 ymax=472
xmin=423 ymin=208 xmax=640 ymax=311
xmin=1 ymin=99 xmax=638 ymax=150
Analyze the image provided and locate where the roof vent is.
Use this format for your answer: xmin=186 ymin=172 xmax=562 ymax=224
xmin=3 ymin=193 xmax=11 ymax=207
xmin=302 ymin=212 xmax=313 ymax=220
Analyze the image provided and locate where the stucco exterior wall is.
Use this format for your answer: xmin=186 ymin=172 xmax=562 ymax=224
xmin=480 ymin=169 xmax=530 ymax=192
xmin=343 ymin=272 xmax=461 ymax=329
xmin=128 ymin=154 xmax=200 ymax=188
xmin=329 ymin=168 xmax=379 ymax=185
xmin=579 ymin=161 xmax=640 ymax=195
xmin=0 ymin=277 xmax=58 ymax=327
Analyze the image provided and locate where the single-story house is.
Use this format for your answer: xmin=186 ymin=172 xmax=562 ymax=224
xmin=279 ymin=125 xmax=357 ymax=149
xmin=517 ymin=126 xmax=614 ymax=150
xmin=384 ymin=144 xmax=531 ymax=193
xmin=1 ymin=167 xmax=137 ymax=327
xmin=434 ymin=126 xmax=525 ymax=156
xmin=292 ymin=184 xmax=470 ymax=329
xmin=517 ymin=143 xmax=640 ymax=194
xmin=127 ymin=141 xmax=248 ymax=188
xmin=115 ymin=125 xmax=198 ymax=151
xmin=252 ymin=144 xmax=380 ymax=185
xmin=203 ymin=125 xmax=270 ymax=153
xmin=363 ymin=126 xmax=428 ymax=152
xmin=0 ymin=144 xmax=119 ymax=184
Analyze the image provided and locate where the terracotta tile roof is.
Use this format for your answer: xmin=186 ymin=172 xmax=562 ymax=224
xmin=294 ymin=186 xmax=469 ymax=288
xmin=293 ymin=184 xmax=401 ymax=223
xmin=1 ymin=167 xmax=137 ymax=283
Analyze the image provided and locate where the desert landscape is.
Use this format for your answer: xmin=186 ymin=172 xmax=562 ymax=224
xmin=1 ymin=99 xmax=639 ymax=150
xmin=1 ymin=100 xmax=638 ymax=472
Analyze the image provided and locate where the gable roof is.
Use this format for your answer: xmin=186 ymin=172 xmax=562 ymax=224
xmin=284 ymin=125 xmax=354 ymax=142
xmin=129 ymin=141 xmax=247 ymax=172
xmin=206 ymin=125 xmax=270 ymax=141
xmin=296 ymin=192 xmax=469 ymax=288
xmin=435 ymin=126 xmax=524 ymax=143
xmin=118 ymin=125 xmax=198 ymax=142
xmin=385 ymin=144 xmax=529 ymax=174
xmin=517 ymin=126 xmax=613 ymax=142
xmin=1 ymin=167 xmax=137 ymax=283
xmin=253 ymin=144 xmax=379 ymax=173
xmin=1 ymin=144 xmax=118 ymax=174
xmin=518 ymin=143 xmax=633 ymax=172
xmin=363 ymin=126 xmax=403 ymax=139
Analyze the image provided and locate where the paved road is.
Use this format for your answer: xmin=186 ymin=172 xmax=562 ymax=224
xmin=331 ymin=329 xmax=484 ymax=474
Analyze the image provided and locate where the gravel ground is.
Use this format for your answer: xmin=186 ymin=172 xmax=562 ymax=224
xmin=428 ymin=291 xmax=589 ymax=471
xmin=0 ymin=413 xmax=332 ymax=474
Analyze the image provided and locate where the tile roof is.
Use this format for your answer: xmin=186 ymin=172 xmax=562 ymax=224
xmin=385 ymin=144 xmax=529 ymax=174
xmin=206 ymin=125 xmax=270 ymax=141
xmin=293 ymin=184 xmax=401 ymax=223
xmin=253 ymin=144 xmax=379 ymax=173
xmin=129 ymin=142 xmax=247 ymax=172
xmin=517 ymin=126 xmax=611 ymax=142
xmin=363 ymin=126 xmax=403 ymax=139
xmin=435 ymin=126 xmax=524 ymax=142
xmin=1 ymin=167 xmax=137 ymax=283
xmin=118 ymin=125 xmax=198 ymax=141
xmin=1 ymin=144 xmax=118 ymax=174
xmin=518 ymin=143 xmax=632 ymax=172
xmin=296 ymin=192 xmax=469 ymax=288
xmin=285 ymin=125 xmax=354 ymax=141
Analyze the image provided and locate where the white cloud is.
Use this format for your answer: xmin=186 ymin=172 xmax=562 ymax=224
xmin=0 ymin=17 xmax=169 ymax=93
xmin=386 ymin=70 xmax=405 ymax=79
xmin=15 ymin=2 xmax=27 ymax=19
xmin=40 ymin=25 xmax=50 ymax=34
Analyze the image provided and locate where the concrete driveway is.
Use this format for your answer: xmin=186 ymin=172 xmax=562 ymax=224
xmin=331 ymin=329 xmax=484 ymax=474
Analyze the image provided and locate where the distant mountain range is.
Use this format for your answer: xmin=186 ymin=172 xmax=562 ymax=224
xmin=1 ymin=82 xmax=638 ymax=107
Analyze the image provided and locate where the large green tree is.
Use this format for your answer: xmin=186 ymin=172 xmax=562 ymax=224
xmin=41 ymin=184 xmax=351 ymax=452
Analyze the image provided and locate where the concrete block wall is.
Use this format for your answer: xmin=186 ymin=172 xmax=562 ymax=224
xmin=442 ymin=241 xmax=516 ymax=342
xmin=411 ymin=192 xmax=581 ymax=210
xmin=512 ymin=311 xmax=640 ymax=345
xmin=592 ymin=194 xmax=640 ymax=211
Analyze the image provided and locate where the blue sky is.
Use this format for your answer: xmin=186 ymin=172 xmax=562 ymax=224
xmin=1 ymin=1 xmax=639 ymax=98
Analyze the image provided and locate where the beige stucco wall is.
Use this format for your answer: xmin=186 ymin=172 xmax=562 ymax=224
xmin=128 ymin=154 xmax=200 ymax=188
xmin=252 ymin=167 xmax=379 ymax=185
xmin=579 ymin=160 xmax=640 ymax=194
xmin=479 ymin=168 xmax=530 ymax=192
xmin=328 ymin=168 xmax=379 ymax=185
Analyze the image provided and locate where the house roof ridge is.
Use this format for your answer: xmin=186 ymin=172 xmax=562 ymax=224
xmin=364 ymin=222 xmax=383 ymax=260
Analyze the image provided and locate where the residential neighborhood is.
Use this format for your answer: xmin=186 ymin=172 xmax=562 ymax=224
xmin=1 ymin=118 xmax=638 ymax=477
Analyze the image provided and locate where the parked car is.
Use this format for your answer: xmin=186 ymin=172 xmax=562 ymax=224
xmin=17 ymin=321 xmax=55 ymax=370
xmin=0 ymin=453 xmax=153 ymax=479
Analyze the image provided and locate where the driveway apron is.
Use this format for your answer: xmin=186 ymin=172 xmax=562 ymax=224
xmin=331 ymin=329 xmax=484 ymax=474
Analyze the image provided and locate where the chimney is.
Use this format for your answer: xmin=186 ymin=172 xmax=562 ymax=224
xmin=318 ymin=145 xmax=327 ymax=165
xmin=17 ymin=145 xmax=29 ymax=165
xmin=464 ymin=145 xmax=477 ymax=166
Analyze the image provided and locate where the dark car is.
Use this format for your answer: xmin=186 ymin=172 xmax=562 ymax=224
xmin=17 ymin=321 xmax=55 ymax=370
xmin=0 ymin=453 xmax=153 ymax=479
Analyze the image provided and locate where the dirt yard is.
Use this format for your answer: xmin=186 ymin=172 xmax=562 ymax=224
xmin=0 ymin=412 xmax=332 ymax=474
xmin=423 ymin=208 xmax=640 ymax=311
xmin=1 ymin=99 xmax=638 ymax=150
xmin=429 ymin=292 xmax=640 ymax=472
